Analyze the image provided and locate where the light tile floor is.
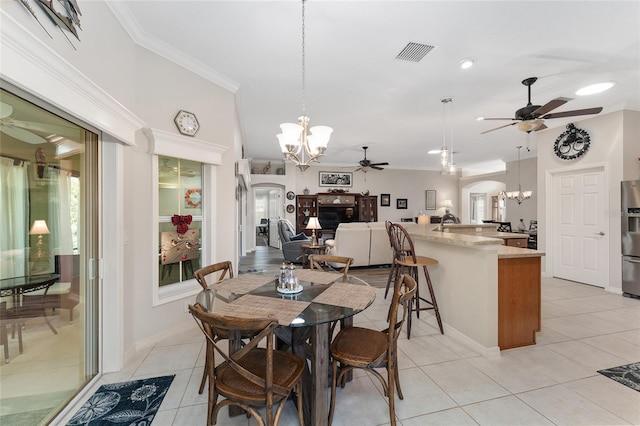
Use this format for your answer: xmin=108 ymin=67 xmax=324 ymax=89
xmin=66 ymin=277 xmax=640 ymax=425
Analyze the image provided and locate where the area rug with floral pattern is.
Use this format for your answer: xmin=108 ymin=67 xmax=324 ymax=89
xmin=597 ymin=362 xmax=640 ymax=393
xmin=67 ymin=375 xmax=175 ymax=425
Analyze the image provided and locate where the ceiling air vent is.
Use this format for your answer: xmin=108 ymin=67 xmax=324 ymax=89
xmin=395 ymin=42 xmax=436 ymax=62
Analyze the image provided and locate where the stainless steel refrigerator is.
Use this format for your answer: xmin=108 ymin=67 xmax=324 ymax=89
xmin=621 ymin=180 xmax=640 ymax=297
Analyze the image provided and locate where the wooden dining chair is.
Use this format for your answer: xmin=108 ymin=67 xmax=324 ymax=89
xmin=307 ymin=254 xmax=355 ymax=339
xmin=384 ymin=220 xmax=401 ymax=299
xmin=194 ymin=261 xmax=234 ymax=290
xmin=497 ymin=222 xmax=512 ymax=232
xmin=328 ymin=274 xmax=417 ymax=426
xmin=189 ymin=303 xmax=305 ymax=426
xmin=307 ymin=254 xmax=353 ymax=281
xmin=387 ymin=222 xmax=443 ymax=337
xmin=193 ymin=261 xmax=239 ymax=394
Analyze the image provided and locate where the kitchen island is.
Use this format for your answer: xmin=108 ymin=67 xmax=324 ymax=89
xmin=405 ymin=224 xmax=545 ymax=358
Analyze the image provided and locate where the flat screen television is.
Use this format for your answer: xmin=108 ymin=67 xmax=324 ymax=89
xmin=318 ymin=207 xmax=356 ymax=231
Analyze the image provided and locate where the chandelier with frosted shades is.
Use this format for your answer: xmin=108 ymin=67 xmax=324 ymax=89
xmin=505 ymin=145 xmax=533 ymax=204
xmin=277 ymin=0 xmax=332 ymax=172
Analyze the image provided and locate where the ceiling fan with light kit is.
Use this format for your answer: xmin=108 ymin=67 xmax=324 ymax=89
xmin=480 ymin=77 xmax=603 ymax=134
xmin=0 ymin=101 xmax=80 ymax=145
xmin=355 ymin=146 xmax=389 ymax=173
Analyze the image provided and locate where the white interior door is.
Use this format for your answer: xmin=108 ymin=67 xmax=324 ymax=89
xmin=552 ymin=168 xmax=608 ymax=286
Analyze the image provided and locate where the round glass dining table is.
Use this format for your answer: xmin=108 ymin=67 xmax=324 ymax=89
xmin=194 ymin=270 xmax=376 ymax=426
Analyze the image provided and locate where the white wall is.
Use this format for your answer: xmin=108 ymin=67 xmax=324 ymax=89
xmin=1 ymin=1 xmax=240 ymax=365
xmin=536 ymin=110 xmax=640 ymax=292
xmin=622 ymin=110 xmax=640 ymax=181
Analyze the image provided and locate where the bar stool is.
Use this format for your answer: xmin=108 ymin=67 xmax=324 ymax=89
xmin=386 ymin=222 xmax=443 ymax=338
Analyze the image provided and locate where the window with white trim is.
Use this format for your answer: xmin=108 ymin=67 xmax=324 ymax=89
xmin=158 ymin=156 xmax=203 ymax=287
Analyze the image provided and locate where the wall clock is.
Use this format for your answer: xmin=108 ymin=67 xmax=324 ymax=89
xmin=286 ymin=191 xmax=295 ymax=200
xmin=554 ymin=123 xmax=590 ymax=160
xmin=286 ymin=204 xmax=295 ymax=213
xmin=174 ymin=110 xmax=200 ymax=136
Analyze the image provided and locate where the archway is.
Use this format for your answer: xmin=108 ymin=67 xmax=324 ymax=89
xmin=460 ymin=180 xmax=506 ymax=224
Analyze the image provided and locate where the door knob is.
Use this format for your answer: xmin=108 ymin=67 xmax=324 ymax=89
xmin=595 ymin=231 xmax=605 ymax=236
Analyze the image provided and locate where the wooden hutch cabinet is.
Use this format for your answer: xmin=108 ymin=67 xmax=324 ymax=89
xmin=295 ymin=195 xmax=318 ymax=236
xmin=295 ymin=192 xmax=378 ymax=235
xmin=357 ymin=195 xmax=378 ymax=222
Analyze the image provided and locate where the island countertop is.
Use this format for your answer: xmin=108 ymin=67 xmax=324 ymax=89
xmin=497 ymin=245 xmax=545 ymax=259
xmin=406 ymin=224 xmax=504 ymax=248
xmin=405 ymin=222 xmax=545 ymax=356
xmin=406 ymin=224 xmax=545 ymax=257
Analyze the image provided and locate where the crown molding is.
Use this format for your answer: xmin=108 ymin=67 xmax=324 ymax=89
xmin=144 ymin=128 xmax=227 ymax=165
xmin=106 ymin=2 xmax=240 ymax=94
xmin=0 ymin=10 xmax=145 ymax=146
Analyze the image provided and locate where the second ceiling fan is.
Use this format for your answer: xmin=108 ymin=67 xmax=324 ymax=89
xmin=481 ymin=77 xmax=603 ymax=134
xmin=355 ymin=146 xmax=388 ymax=172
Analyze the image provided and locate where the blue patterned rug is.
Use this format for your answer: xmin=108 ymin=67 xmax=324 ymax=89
xmin=597 ymin=362 xmax=640 ymax=393
xmin=67 ymin=375 xmax=175 ymax=425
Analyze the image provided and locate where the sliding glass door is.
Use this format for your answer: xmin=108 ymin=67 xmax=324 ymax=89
xmin=0 ymin=85 xmax=99 ymax=424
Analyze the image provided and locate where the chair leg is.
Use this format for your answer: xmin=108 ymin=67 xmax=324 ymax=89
xmin=199 ymin=341 xmax=210 ymax=394
xmin=387 ymin=361 xmax=397 ymax=426
xmin=384 ymin=261 xmax=399 ymax=299
xmin=16 ymin=322 xmax=23 ymax=354
xmin=403 ymin=266 xmax=419 ymax=339
xmin=296 ymin=381 xmax=304 ymax=426
xmin=423 ymin=266 xmax=443 ymax=334
xmin=328 ymin=359 xmax=338 ymax=425
xmin=1 ymin=324 xmax=9 ymax=363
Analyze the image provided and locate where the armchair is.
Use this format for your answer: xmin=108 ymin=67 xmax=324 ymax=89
xmin=276 ymin=219 xmax=310 ymax=264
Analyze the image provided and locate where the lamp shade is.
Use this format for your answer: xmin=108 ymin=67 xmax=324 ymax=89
xmin=29 ymin=220 xmax=50 ymax=235
xmin=440 ymin=200 xmax=454 ymax=209
xmin=305 ymin=217 xmax=321 ymax=230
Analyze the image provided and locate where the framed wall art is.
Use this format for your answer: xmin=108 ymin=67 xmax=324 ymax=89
xmin=426 ymin=190 xmax=436 ymax=210
xmin=380 ymin=193 xmax=391 ymax=207
xmin=319 ymin=171 xmax=352 ymax=187
xmin=397 ymin=198 xmax=408 ymax=209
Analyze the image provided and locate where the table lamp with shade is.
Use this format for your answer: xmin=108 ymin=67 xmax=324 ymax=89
xmin=30 ymin=219 xmax=50 ymax=258
xmin=305 ymin=217 xmax=322 ymax=246
xmin=440 ymin=199 xmax=454 ymax=214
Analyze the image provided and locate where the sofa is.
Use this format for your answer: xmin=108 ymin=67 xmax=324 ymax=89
xmin=325 ymin=222 xmax=393 ymax=267
xmin=276 ymin=219 xmax=311 ymax=264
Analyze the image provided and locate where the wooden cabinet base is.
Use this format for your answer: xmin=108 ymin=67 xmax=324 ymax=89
xmin=498 ymin=257 xmax=541 ymax=350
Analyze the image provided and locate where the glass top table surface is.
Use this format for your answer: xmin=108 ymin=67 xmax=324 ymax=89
xmin=0 ymin=273 xmax=60 ymax=293
xmin=195 ymin=272 xmax=375 ymax=327
xmin=0 ymin=274 xmax=60 ymax=297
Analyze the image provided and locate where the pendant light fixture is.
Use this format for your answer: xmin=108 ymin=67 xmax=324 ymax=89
xmin=277 ymin=0 xmax=332 ymax=172
xmin=440 ymin=97 xmax=457 ymax=175
xmin=506 ymin=145 xmax=532 ymax=204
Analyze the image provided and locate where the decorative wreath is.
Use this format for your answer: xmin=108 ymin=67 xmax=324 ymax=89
xmin=184 ymin=188 xmax=202 ymax=208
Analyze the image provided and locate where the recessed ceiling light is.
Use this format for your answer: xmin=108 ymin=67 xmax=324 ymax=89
xmin=428 ymin=149 xmax=442 ymax=155
xmin=575 ymin=82 xmax=615 ymax=96
xmin=459 ymin=58 xmax=475 ymax=69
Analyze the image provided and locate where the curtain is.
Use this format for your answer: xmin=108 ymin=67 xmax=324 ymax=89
xmin=470 ymin=193 xmax=486 ymax=224
xmin=48 ymin=167 xmax=74 ymax=255
xmin=0 ymin=157 xmax=28 ymax=278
